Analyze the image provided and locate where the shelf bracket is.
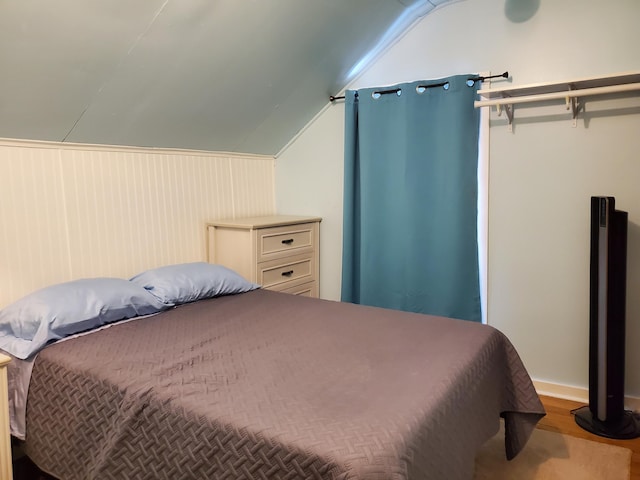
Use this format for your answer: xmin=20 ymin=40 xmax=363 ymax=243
xmin=496 ymin=95 xmax=514 ymax=131
xmin=567 ymin=84 xmax=584 ymax=127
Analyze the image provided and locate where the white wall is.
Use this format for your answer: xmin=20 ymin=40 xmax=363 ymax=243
xmin=275 ymin=0 xmax=640 ymax=398
xmin=0 ymin=139 xmax=275 ymax=307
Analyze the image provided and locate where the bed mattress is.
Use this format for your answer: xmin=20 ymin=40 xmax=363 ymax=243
xmin=23 ymin=289 xmax=544 ymax=480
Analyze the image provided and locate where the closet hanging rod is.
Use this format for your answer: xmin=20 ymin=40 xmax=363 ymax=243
xmin=475 ymin=82 xmax=640 ymax=108
xmin=329 ymin=71 xmax=508 ymax=102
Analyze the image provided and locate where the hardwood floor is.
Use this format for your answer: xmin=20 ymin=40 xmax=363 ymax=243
xmin=538 ymin=395 xmax=640 ymax=479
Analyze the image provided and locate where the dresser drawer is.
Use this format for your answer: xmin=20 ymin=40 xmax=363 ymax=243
xmin=258 ymin=254 xmax=315 ymax=289
xmin=275 ymin=281 xmax=318 ymax=297
xmin=257 ymin=223 xmax=316 ymax=262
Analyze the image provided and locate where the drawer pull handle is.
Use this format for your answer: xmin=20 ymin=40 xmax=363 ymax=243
xmin=281 ymin=239 xmax=294 ymax=245
xmin=281 ymin=270 xmax=294 ymax=277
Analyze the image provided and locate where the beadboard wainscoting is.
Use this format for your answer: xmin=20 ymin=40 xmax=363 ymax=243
xmin=0 ymin=138 xmax=275 ymax=308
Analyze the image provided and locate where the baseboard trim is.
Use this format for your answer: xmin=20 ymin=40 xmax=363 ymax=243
xmin=533 ymin=380 xmax=640 ymax=412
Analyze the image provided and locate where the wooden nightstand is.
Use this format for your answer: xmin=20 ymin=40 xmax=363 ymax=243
xmin=0 ymin=354 xmax=12 ymax=480
xmin=207 ymin=215 xmax=321 ymax=298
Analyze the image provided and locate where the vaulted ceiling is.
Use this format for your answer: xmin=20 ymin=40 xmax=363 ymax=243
xmin=0 ymin=0 xmax=454 ymax=155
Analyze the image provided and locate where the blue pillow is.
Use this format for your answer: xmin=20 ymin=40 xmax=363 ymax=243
xmin=0 ymin=278 xmax=169 ymax=359
xmin=130 ymin=262 xmax=259 ymax=305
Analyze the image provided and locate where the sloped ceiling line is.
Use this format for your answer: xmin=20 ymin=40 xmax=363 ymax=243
xmin=62 ymin=0 xmax=171 ymax=143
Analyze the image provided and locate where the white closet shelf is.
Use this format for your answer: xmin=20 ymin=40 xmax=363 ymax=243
xmin=474 ymin=71 xmax=640 ymax=129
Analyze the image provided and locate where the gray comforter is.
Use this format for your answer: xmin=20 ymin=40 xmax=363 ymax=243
xmin=24 ymin=289 xmax=545 ymax=479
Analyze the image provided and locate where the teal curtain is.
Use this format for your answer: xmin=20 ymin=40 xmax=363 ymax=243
xmin=341 ymin=74 xmax=481 ymax=322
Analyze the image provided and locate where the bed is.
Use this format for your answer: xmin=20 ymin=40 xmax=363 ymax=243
xmin=1 ymin=262 xmax=545 ymax=480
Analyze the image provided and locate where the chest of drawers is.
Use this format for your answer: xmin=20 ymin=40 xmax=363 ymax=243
xmin=207 ymin=215 xmax=321 ymax=298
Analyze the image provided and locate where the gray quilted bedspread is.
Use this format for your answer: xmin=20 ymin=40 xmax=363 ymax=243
xmin=24 ymin=289 xmax=545 ymax=480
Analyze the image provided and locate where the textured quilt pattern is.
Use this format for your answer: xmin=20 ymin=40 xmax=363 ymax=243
xmin=25 ymin=289 xmax=545 ymax=480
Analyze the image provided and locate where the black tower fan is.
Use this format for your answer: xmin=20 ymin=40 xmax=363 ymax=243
xmin=574 ymin=196 xmax=640 ymax=439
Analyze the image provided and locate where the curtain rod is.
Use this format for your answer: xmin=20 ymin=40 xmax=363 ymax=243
xmin=329 ymin=71 xmax=508 ymax=102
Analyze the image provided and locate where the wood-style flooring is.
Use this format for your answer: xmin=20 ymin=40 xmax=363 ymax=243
xmin=12 ymin=395 xmax=640 ymax=479
xmin=538 ymin=395 xmax=640 ymax=479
